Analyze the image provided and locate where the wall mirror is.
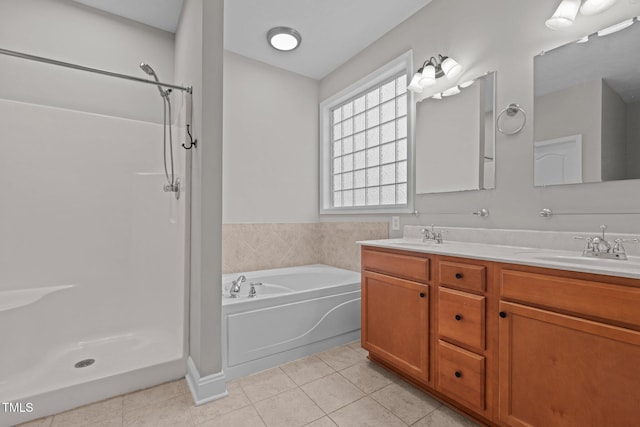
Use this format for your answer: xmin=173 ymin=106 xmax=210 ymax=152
xmin=534 ymin=20 xmax=640 ymax=187
xmin=415 ymin=71 xmax=495 ymax=194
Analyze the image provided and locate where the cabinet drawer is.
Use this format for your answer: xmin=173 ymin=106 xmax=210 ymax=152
xmin=438 ymin=287 xmax=485 ymax=352
xmin=437 ymin=340 xmax=485 ymax=411
xmin=439 ymin=261 xmax=485 ymax=292
xmin=501 ymin=269 xmax=640 ymax=326
xmin=363 ymin=248 xmax=429 ymax=283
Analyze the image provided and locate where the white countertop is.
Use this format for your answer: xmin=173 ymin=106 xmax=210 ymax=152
xmin=358 ymin=238 xmax=640 ymax=280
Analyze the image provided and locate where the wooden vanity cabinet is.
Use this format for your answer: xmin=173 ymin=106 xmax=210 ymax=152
xmin=498 ymin=266 xmax=640 ymax=427
xmin=361 ymin=248 xmax=431 ymax=384
xmin=435 ymin=257 xmax=495 ymax=419
xmin=361 ymin=245 xmax=640 ymax=427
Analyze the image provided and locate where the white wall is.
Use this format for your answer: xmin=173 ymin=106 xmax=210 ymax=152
xmin=0 ymin=0 xmax=175 ymax=123
xmin=223 ymin=51 xmax=320 ymax=224
xmin=175 ymin=0 xmax=224 ymax=378
xmin=319 ymin=0 xmax=640 ymax=233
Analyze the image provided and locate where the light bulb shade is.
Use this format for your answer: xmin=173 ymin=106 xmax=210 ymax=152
xmin=442 ymin=86 xmax=461 ymax=97
xmin=408 ymin=71 xmax=424 ymax=93
xmin=597 ymin=18 xmax=634 ymax=36
xmin=441 ymin=57 xmax=463 ymax=79
xmin=545 ymin=0 xmax=581 ymax=30
xmin=432 ymin=93 xmax=443 ymax=100
xmin=459 ymin=80 xmax=475 ymax=88
xmin=419 ymin=64 xmax=436 ymax=86
xmin=580 ymin=0 xmax=617 ymax=16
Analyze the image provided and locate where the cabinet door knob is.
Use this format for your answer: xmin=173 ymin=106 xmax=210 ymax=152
xmin=419 ymin=292 xmax=426 ymax=298
xmin=455 ymin=371 xmax=462 ymax=378
xmin=499 ymin=311 xmax=507 ymax=318
xmin=455 ymin=273 xmax=463 ymax=279
xmin=455 ymin=314 xmax=462 ymax=321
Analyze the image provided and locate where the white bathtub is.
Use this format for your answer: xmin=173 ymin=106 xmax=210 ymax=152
xmin=221 ymin=264 xmax=361 ymax=379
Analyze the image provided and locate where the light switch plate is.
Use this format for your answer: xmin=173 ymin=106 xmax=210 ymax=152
xmin=391 ymin=216 xmax=400 ymax=231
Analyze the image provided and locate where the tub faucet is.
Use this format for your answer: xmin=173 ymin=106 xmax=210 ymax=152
xmin=230 ymin=275 xmax=246 ymax=298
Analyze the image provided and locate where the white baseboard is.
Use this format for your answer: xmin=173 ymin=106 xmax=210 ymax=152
xmin=185 ymin=357 xmax=228 ymax=405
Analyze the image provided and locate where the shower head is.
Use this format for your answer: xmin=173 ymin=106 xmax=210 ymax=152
xmin=139 ymin=63 xmax=158 ymax=79
xmin=139 ymin=63 xmax=168 ymax=98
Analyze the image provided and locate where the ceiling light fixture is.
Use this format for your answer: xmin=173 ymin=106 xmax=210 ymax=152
xmin=267 ymin=27 xmax=302 ymax=51
xmin=546 ymin=0 xmax=619 ymax=30
xmin=407 ymin=54 xmax=463 ymax=94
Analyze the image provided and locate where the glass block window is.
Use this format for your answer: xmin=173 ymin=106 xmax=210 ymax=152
xmin=330 ymin=74 xmax=408 ymax=208
xmin=319 ymin=51 xmax=414 ymax=214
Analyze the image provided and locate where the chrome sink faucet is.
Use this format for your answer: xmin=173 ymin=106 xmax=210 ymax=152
xmin=229 ymin=275 xmax=246 ymax=297
xmin=574 ymin=225 xmax=638 ymax=260
xmin=421 ymin=224 xmax=445 ymax=244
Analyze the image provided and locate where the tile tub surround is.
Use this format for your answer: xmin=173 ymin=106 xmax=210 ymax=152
xmin=19 ymin=342 xmax=479 ymax=427
xmin=222 ymin=222 xmax=388 ymax=273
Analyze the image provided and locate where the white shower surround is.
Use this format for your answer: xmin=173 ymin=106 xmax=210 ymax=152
xmin=221 ymin=264 xmax=361 ymax=380
xmin=0 ymin=99 xmax=187 ymax=426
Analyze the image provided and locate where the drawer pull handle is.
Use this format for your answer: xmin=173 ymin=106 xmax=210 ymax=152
xmin=419 ymin=292 xmax=426 ymax=298
xmin=455 ymin=273 xmax=463 ymax=279
xmin=499 ymin=311 xmax=507 ymax=318
xmin=455 ymin=314 xmax=462 ymax=321
xmin=454 ymin=371 xmax=462 ymax=378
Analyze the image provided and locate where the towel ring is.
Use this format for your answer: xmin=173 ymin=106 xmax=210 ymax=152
xmin=497 ymin=103 xmax=526 ymax=135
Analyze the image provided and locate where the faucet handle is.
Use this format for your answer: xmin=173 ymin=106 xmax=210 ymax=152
xmin=248 ymin=282 xmax=262 ymax=298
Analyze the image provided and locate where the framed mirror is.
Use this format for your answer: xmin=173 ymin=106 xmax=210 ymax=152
xmin=534 ymin=19 xmax=640 ymax=187
xmin=415 ymin=71 xmax=495 ymax=194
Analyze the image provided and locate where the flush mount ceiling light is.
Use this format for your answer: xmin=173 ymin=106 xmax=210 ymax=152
xmin=407 ymin=54 xmax=463 ymax=94
xmin=267 ymin=27 xmax=302 ymax=51
xmin=546 ymin=0 xmax=618 ymax=30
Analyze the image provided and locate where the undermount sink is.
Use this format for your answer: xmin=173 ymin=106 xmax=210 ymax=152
xmin=392 ymin=241 xmax=444 ymax=247
xmin=523 ymin=253 xmax=640 ymax=268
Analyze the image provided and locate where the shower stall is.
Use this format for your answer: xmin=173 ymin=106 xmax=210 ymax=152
xmin=0 ymin=48 xmax=192 ymax=426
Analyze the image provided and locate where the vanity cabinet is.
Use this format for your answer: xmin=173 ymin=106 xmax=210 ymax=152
xmin=435 ymin=258 xmax=493 ymax=417
xmin=361 ymin=248 xmax=431 ymax=384
xmin=361 ymin=244 xmax=640 ymax=427
xmin=498 ymin=267 xmax=640 ymax=427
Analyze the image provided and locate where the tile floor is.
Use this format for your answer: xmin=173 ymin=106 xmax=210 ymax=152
xmin=19 ymin=342 xmax=479 ymax=427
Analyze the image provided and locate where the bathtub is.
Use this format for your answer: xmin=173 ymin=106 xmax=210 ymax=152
xmin=221 ymin=264 xmax=361 ymax=380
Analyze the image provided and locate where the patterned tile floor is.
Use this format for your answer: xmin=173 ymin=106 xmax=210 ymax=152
xmin=19 ymin=342 xmax=480 ymax=427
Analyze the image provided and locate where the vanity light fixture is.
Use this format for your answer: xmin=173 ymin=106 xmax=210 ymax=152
xmin=267 ymin=27 xmax=302 ymax=51
xmin=407 ymin=54 xmax=463 ymax=93
xmin=546 ymin=0 xmax=618 ymax=30
xmin=597 ymin=17 xmax=635 ymax=35
xmin=459 ymin=80 xmax=475 ymax=88
xmin=546 ymin=0 xmax=581 ymax=29
xmin=580 ymin=0 xmax=617 ymax=15
xmin=441 ymin=86 xmax=461 ymax=97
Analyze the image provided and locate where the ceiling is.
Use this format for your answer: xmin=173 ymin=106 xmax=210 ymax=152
xmin=71 ymin=0 xmax=432 ymax=80
xmin=72 ymin=0 xmax=185 ymax=33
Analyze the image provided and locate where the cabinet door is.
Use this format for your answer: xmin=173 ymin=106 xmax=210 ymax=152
xmin=362 ymin=271 xmax=429 ymax=383
xmin=498 ymin=301 xmax=640 ymax=427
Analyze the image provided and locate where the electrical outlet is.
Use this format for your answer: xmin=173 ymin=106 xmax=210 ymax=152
xmin=391 ymin=216 xmax=400 ymax=231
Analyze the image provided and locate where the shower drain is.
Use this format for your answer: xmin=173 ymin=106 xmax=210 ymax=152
xmin=74 ymin=358 xmax=95 ymax=368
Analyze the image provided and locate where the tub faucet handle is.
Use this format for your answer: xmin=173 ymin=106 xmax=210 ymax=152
xmin=230 ymin=275 xmax=246 ymax=298
xmin=248 ymin=282 xmax=262 ymax=298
